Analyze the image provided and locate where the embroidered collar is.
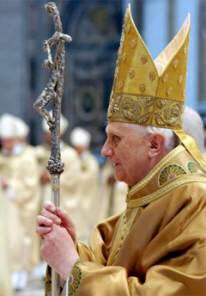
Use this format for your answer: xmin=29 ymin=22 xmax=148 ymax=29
xmin=126 ymin=145 xmax=205 ymax=208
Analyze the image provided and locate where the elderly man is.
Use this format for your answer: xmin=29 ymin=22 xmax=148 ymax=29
xmin=37 ymin=7 xmax=206 ymax=295
xmin=0 ymin=113 xmax=39 ymax=290
xmin=70 ymin=127 xmax=99 ymax=241
xmin=0 ymin=186 xmax=13 ymax=296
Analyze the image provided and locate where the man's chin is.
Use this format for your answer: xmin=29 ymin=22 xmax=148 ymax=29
xmin=114 ymin=170 xmax=126 ymax=183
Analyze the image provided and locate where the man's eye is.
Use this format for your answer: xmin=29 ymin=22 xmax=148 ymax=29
xmin=112 ymin=135 xmax=120 ymax=144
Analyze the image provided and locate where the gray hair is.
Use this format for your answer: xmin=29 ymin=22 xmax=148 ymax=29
xmin=144 ymin=126 xmax=176 ymax=151
xmin=127 ymin=106 xmax=205 ymax=153
xmin=128 ymin=123 xmax=176 ymax=152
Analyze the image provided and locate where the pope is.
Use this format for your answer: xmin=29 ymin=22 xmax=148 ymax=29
xmin=37 ymin=6 xmax=206 ymax=295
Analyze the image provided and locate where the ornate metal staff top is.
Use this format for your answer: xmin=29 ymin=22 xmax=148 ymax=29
xmin=33 ymin=2 xmax=72 ymax=295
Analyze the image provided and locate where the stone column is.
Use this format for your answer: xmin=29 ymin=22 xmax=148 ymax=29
xmin=0 ymin=0 xmax=29 ymax=118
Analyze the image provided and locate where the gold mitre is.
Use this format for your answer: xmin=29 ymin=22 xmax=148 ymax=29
xmin=108 ymin=7 xmax=206 ymax=171
xmin=108 ymin=6 xmax=190 ymax=130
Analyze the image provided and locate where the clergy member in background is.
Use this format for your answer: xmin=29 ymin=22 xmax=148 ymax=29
xmin=70 ymin=127 xmax=99 ymax=242
xmin=183 ymin=106 xmax=205 ymax=153
xmin=0 ymin=186 xmax=13 ymax=296
xmin=35 ymin=114 xmax=81 ymax=204
xmin=0 ymin=113 xmax=39 ymax=290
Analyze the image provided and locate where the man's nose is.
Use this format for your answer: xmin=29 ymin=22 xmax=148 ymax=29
xmin=101 ymin=141 xmax=112 ymax=157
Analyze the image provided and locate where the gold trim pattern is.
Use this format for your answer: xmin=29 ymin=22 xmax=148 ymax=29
xmin=108 ymin=93 xmax=183 ymax=129
xmin=187 ymin=161 xmax=199 ymax=173
xmin=128 ymin=145 xmax=184 ymax=200
xmin=127 ymin=175 xmax=206 ymax=208
xmin=69 ymin=261 xmax=82 ymax=296
xmin=158 ymin=164 xmax=187 ymax=186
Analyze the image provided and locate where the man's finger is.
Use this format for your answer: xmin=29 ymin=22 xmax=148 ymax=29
xmin=37 ymin=215 xmax=53 ymax=226
xmin=36 ymin=226 xmax=52 ymax=236
xmin=56 ymin=208 xmax=74 ymax=227
xmin=41 ymin=208 xmax=62 ymax=224
xmin=56 ymin=208 xmax=76 ymax=241
xmin=44 ymin=202 xmax=56 ymax=213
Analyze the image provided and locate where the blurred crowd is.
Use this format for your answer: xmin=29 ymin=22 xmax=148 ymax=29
xmin=0 ymin=113 xmax=127 ymax=295
xmin=0 ymin=106 xmax=205 ymax=295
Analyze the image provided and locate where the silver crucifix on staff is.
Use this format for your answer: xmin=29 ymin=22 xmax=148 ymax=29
xmin=33 ymin=2 xmax=72 ymax=295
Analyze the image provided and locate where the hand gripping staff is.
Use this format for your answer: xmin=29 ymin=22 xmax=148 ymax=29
xmin=33 ymin=2 xmax=72 ymax=295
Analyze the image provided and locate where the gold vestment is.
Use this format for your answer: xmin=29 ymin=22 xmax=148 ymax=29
xmin=0 ymin=146 xmax=40 ymax=272
xmin=44 ymin=6 xmax=206 ymax=295
xmin=0 ymin=188 xmax=13 ymax=296
xmin=45 ymin=144 xmax=206 ymax=295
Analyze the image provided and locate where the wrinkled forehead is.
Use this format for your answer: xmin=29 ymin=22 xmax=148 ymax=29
xmin=105 ymin=121 xmax=146 ymax=136
xmin=106 ymin=122 xmax=126 ymax=134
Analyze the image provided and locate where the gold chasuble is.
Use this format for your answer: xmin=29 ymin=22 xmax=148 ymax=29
xmin=45 ymin=144 xmax=206 ymax=295
xmin=45 ymin=6 xmax=206 ymax=296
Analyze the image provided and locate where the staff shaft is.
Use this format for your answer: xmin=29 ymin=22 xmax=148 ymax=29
xmin=51 ymin=175 xmax=60 ymax=295
xmin=33 ymin=2 xmax=72 ymax=295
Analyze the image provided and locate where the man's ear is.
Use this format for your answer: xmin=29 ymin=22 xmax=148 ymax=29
xmin=148 ymin=133 xmax=165 ymax=158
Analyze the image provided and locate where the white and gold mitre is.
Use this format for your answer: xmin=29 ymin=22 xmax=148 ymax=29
xmin=108 ymin=7 xmax=206 ymax=170
xmin=108 ymin=6 xmax=190 ymax=130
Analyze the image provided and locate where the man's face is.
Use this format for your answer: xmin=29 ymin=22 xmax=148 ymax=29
xmin=101 ymin=122 xmax=151 ymax=187
xmin=1 ymin=137 xmax=17 ymax=153
xmin=74 ymin=145 xmax=86 ymax=156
